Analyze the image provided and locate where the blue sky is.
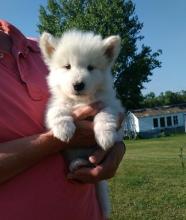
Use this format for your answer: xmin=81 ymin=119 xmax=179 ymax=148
xmin=133 ymin=0 xmax=186 ymax=95
xmin=0 ymin=0 xmax=185 ymax=95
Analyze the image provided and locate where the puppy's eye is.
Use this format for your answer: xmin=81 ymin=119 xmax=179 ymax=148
xmin=87 ymin=65 xmax=94 ymax=71
xmin=64 ymin=64 xmax=71 ymax=70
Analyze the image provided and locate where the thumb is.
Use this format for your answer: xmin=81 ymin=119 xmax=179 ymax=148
xmin=89 ymin=148 xmax=107 ymax=165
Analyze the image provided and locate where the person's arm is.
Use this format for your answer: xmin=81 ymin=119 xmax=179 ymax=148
xmin=0 ymin=103 xmax=103 ymax=184
xmin=0 ymin=102 xmax=124 ymax=185
xmin=0 ymin=132 xmax=63 ymax=184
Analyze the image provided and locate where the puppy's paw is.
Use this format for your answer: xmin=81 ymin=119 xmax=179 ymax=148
xmin=53 ymin=120 xmax=76 ymax=142
xmin=95 ymin=130 xmax=116 ymax=151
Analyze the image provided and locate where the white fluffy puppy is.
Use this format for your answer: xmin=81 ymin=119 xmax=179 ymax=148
xmin=39 ymin=30 xmax=124 ymax=218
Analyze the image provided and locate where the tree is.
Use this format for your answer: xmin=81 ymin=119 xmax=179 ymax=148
xmin=38 ymin=0 xmax=162 ymax=109
xmin=142 ymin=90 xmax=186 ymax=108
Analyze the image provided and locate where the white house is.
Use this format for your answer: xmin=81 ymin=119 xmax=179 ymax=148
xmin=131 ymin=104 xmax=186 ymax=138
xmin=123 ymin=111 xmax=139 ymax=139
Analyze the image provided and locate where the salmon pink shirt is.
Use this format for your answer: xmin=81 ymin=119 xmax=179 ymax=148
xmin=0 ymin=20 xmax=103 ymax=220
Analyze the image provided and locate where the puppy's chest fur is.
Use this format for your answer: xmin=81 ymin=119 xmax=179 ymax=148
xmin=52 ymin=88 xmax=111 ymax=110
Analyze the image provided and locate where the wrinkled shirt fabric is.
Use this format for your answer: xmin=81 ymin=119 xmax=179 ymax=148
xmin=0 ymin=20 xmax=103 ymax=220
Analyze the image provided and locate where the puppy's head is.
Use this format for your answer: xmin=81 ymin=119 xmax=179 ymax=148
xmin=39 ymin=30 xmax=121 ymax=99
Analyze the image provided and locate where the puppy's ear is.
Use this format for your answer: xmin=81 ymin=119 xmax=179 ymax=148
xmin=39 ymin=32 xmax=58 ymax=63
xmin=103 ymin=35 xmax=121 ymax=64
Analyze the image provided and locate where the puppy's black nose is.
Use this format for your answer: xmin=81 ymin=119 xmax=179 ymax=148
xmin=73 ymin=82 xmax=85 ymax=92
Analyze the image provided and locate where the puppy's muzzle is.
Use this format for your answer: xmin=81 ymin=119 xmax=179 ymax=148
xmin=73 ymin=82 xmax=85 ymax=92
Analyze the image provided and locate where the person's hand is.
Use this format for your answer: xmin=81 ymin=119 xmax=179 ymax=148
xmin=67 ymin=141 xmax=126 ymax=183
xmin=68 ymin=102 xmax=104 ymax=148
xmin=69 ymin=104 xmax=124 ymax=147
xmin=45 ymin=102 xmax=104 ymax=151
xmin=67 ymin=112 xmax=126 ymax=183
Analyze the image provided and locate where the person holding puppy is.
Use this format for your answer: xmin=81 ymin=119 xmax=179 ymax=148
xmin=0 ymin=19 xmax=125 ymax=220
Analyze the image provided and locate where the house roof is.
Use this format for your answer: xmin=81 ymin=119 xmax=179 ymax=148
xmin=132 ymin=103 xmax=186 ymax=118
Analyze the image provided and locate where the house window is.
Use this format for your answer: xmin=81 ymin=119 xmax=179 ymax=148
xmin=153 ymin=118 xmax=158 ymax=128
xmin=173 ymin=115 xmax=178 ymax=125
xmin=160 ymin=117 xmax=165 ymax=127
xmin=167 ymin=116 xmax=172 ymax=126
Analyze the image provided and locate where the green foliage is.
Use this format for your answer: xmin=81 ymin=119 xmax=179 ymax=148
xmin=38 ymin=0 xmax=162 ymax=109
xmin=142 ymin=90 xmax=186 ymax=108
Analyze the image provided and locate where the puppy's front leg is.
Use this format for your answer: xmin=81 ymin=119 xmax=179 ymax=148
xmin=94 ymin=107 xmax=118 ymax=151
xmin=46 ymin=105 xmax=76 ymax=142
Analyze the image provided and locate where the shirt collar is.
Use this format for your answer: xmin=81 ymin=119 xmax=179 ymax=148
xmin=0 ymin=20 xmax=40 ymax=55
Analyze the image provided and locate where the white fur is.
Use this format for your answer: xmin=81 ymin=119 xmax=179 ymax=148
xmin=39 ymin=30 xmax=124 ymax=218
xmin=40 ymin=30 xmax=123 ymax=149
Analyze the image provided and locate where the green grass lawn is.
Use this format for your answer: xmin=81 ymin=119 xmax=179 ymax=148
xmin=109 ymin=134 xmax=186 ymax=220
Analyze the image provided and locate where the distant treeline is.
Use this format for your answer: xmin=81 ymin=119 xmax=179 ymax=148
xmin=141 ymin=90 xmax=186 ymax=108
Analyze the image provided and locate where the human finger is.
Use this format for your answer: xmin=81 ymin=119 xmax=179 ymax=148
xmin=72 ymin=101 xmax=104 ymax=120
xmin=68 ymin=142 xmax=126 ymax=183
xmin=88 ymin=148 xmax=107 ymax=165
xmin=75 ymin=120 xmax=94 ymax=129
xmin=67 ymin=166 xmax=103 ymax=183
